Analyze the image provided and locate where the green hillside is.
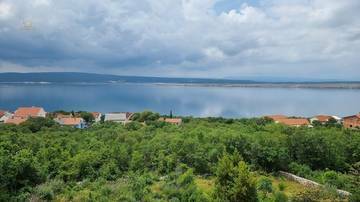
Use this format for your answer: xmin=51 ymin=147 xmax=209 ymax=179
xmin=0 ymin=114 xmax=359 ymax=201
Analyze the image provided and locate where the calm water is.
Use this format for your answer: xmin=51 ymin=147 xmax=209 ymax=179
xmin=0 ymin=83 xmax=359 ymax=118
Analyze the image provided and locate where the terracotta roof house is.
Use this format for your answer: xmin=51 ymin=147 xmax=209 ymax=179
xmin=310 ymin=115 xmax=341 ymax=124
xmin=0 ymin=110 xmax=13 ymax=123
xmin=5 ymin=117 xmax=27 ymax=125
xmin=277 ymin=118 xmax=310 ymax=127
xmin=343 ymin=113 xmax=360 ymax=129
xmin=14 ymin=107 xmax=46 ymax=119
xmin=104 ymin=112 xmax=133 ymax=124
xmin=55 ymin=117 xmax=86 ymax=129
xmin=265 ymin=115 xmax=288 ymax=123
xmin=159 ymin=118 xmax=182 ymax=125
xmin=92 ymin=112 xmax=102 ymax=122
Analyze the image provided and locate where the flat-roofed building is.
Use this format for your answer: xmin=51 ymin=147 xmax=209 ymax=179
xmin=104 ymin=112 xmax=133 ymax=124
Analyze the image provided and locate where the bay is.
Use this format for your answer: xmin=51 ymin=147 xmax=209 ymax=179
xmin=0 ymin=83 xmax=359 ymax=118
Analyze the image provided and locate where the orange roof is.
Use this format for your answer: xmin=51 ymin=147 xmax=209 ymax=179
xmin=314 ymin=115 xmax=332 ymax=122
xmin=278 ymin=118 xmax=310 ymax=126
xmin=59 ymin=117 xmax=84 ymax=126
xmin=0 ymin=111 xmax=5 ymax=117
xmin=5 ymin=117 xmax=27 ymax=125
xmin=14 ymin=107 xmax=44 ymax=118
xmin=343 ymin=113 xmax=360 ymax=120
xmin=162 ymin=118 xmax=182 ymax=124
xmin=265 ymin=115 xmax=287 ymax=121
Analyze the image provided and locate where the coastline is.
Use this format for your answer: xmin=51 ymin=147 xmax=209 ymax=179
xmin=2 ymin=81 xmax=360 ymax=89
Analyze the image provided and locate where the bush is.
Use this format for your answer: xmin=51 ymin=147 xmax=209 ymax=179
xmin=322 ymin=171 xmax=345 ymax=189
xmin=36 ymin=184 xmax=54 ymax=200
xmin=34 ymin=179 xmax=65 ymax=200
xmin=274 ymin=191 xmax=288 ymax=202
xmin=278 ymin=182 xmax=286 ymax=191
xmin=214 ymin=153 xmax=258 ymax=202
xmin=21 ymin=117 xmax=57 ymax=132
xmin=292 ymin=188 xmax=341 ymax=202
xmin=125 ymin=121 xmax=142 ymax=131
xmin=288 ymin=162 xmax=312 ymax=178
xmin=257 ymin=177 xmax=273 ymax=193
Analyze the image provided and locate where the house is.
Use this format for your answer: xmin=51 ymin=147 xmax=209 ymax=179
xmin=265 ymin=114 xmax=310 ymax=127
xmin=104 ymin=112 xmax=133 ymax=124
xmin=55 ymin=117 xmax=86 ymax=129
xmin=343 ymin=113 xmax=360 ymax=129
xmin=5 ymin=117 xmax=27 ymax=125
xmin=310 ymin=115 xmax=341 ymax=124
xmin=265 ymin=115 xmax=287 ymax=123
xmin=92 ymin=112 xmax=102 ymax=122
xmin=14 ymin=107 xmax=46 ymax=118
xmin=0 ymin=110 xmax=13 ymax=123
xmin=277 ymin=118 xmax=310 ymax=127
xmin=159 ymin=118 xmax=182 ymax=125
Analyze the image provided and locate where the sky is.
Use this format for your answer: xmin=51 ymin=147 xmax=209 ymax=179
xmin=0 ymin=0 xmax=359 ymax=79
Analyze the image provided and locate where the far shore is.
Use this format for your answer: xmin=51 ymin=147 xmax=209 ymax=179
xmin=1 ymin=81 xmax=360 ymax=89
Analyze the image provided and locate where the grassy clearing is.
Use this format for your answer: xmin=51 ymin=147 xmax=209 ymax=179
xmin=195 ymin=177 xmax=214 ymax=196
xmin=267 ymin=175 xmax=306 ymax=197
xmin=192 ymin=174 xmax=308 ymax=198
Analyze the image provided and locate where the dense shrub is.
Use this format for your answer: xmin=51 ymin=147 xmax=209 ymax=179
xmin=0 ymin=115 xmax=359 ymax=200
xmin=257 ymin=177 xmax=273 ymax=193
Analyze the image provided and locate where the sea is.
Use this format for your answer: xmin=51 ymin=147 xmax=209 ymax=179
xmin=0 ymin=83 xmax=359 ymax=118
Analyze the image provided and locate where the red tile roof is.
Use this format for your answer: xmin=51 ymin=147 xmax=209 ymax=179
xmin=59 ymin=117 xmax=84 ymax=126
xmin=278 ymin=118 xmax=310 ymax=126
xmin=265 ymin=115 xmax=287 ymax=121
xmin=160 ymin=118 xmax=182 ymax=125
xmin=14 ymin=107 xmax=44 ymax=118
xmin=314 ymin=115 xmax=333 ymax=122
xmin=343 ymin=113 xmax=360 ymax=120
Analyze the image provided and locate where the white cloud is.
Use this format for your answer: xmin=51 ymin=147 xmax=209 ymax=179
xmin=32 ymin=0 xmax=51 ymax=7
xmin=203 ymin=47 xmax=226 ymax=61
xmin=0 ymin=0 xmax=359 ymax=79
xmin=0 ymin=2 xmax=12 ymax=19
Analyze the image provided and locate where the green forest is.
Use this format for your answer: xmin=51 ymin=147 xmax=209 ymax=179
xmin=0 ymin=112 xmax=359 ymax=201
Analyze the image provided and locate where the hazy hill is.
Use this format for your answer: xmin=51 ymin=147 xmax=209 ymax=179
xmin=0 ymin=72 xmax=254 ymax=84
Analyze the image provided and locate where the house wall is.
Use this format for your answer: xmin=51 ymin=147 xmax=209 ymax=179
xmin=0 ymin=112 xmax=12 ymax=123
xmin=95 ymin=114 xmax=102 ymax=122
xmin=38 ymin=109 xmax=47 ymax=117
xmin=343 ymin=117 xmax=360 ymax=128
xmin=104 ymin=113 xmax=127 ymax=123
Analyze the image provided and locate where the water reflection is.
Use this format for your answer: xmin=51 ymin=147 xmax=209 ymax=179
xmin=0 ymin=83 xmax=359 ymax=118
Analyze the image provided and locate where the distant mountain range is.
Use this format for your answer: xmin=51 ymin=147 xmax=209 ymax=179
xmin=0 ymin=72 xmax=359 ymax=85
xmin=0 ymin=72 xmax=255 ymax=84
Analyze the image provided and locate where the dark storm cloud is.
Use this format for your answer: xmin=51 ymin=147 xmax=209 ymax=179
xmin=0 ymin=0 xmax=359 ymax=79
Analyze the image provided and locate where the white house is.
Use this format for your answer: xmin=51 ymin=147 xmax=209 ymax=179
xmin=104 ymin=112 xmax=133 ymax=124
xmin=0 ymin=111 xmax=13 ymax=123
xmin=92 ymin=112 xmax=102 ymax=122
xmin=310 ymin=115 xmax=342 ymax=124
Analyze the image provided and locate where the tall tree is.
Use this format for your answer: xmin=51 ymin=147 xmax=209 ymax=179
xmin=214 ymin=153 xmax=258 ymax=202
